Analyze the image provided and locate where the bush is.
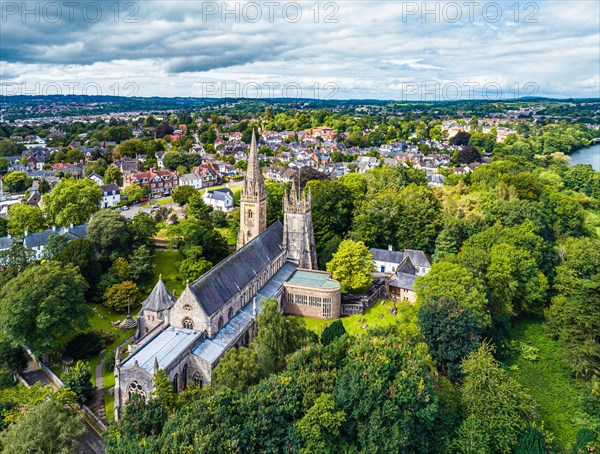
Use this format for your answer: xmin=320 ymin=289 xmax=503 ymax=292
xmin=65 ymin=332 xmax=103 ymax=359
xmin=320 ymin=319 xmax=346 ymax=346
xmin=209 ymin=210 xmax=227 ymax=228
xmin=172 ymin=185 xmax=197 ymax=206
xmin=63 ymin=361 xmax=95 ymax=404
xmin=103 ymin=349 xmax=116 ymax=373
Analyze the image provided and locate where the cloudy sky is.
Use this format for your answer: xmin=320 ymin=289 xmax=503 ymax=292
xmin=1 ymin=1 xmax=599 ymax=99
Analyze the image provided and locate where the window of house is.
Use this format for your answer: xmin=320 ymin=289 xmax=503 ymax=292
xmin=182 ymin=317 xmax=194 ymax=330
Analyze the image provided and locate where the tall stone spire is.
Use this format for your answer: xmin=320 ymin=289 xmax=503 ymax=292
xmin=237 ymin=129 xmax=267 ymax=249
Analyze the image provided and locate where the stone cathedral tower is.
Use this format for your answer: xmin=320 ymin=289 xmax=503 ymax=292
xmin=237 ymin=130 xmax=267 ymax=249
xmin=283 ymin=182 xmax=318 ymax=269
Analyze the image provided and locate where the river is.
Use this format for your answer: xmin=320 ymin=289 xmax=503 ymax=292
xmin=570 ymin=143 xmax=600 ymax=171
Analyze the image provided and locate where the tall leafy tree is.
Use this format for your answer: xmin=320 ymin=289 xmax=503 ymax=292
xmin=0 ymin=400 xmax=86 ymax=454
xmin=88 ymin=209 xmax=131 ymax=256
xmin=62 ymin=360 xmax=95 ymax=404
xmin=0 ymin=262 xmax=90 ymax=356
xmin=326 ymin=240 xmax=373 ymax=294
xmin=7 ymin=203 xmax=46 ymax=236
xmin=42 ymin=178 xmax=102 ymax=226
xmin=460 ymin=343 xmax=536 ymax=454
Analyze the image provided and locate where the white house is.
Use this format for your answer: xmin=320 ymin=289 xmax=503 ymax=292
xmin=156 ymin=152 xmax=166 ymax=169
xmin=88 ymin=173 xmax=104 ymax=186
xmin=179 ymin=173 xmax=203 ymax=190
xmin=100 ymin=184 xmax=121 ymax=208
xmin=370 ymin=246 xmax=431 ymax=276
xmin=202 ymin=188 xmax=234 ymax=212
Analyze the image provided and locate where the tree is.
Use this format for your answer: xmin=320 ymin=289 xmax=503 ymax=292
xmin=0 ymin=157 xmax=9 ymax=175
xmin=326 ymin=240 xmax=373 ymax=294
xmin=103 ymin=165 xmax=123 ymax=186
xmin=0 ymin=244 xmax=35 ymax=289
xmin=452 ymin=414 xmax=491 ymax=454
xmin=454 ymin=145 xmax=482 ymax=164
xmin=122 ymin=184 xmax=143 ymax=203
xmin=296 ymin=394 xmax=346 ymax=454
xmin=450 ymin=131 xmax=471 ymax=146
xmin=0 ymin=399 xmax=86 ymax=454
xmin=42 ymin=178 xmax=102 ymax=226
xmin=162 ymin=151 xmax=187 ymax=170
xmin=129 ymin=245 xmax=154 ymax=283
xmin=167 ymin=219 xmax=228 ymax=264
xmin=418 ymin=296 xmax=482 ymax=380
xmin=3 ymin=172 xmax=31 ymax=193
xmin=116 ymin=139 xmax=146 ymax=158
xmin=0 ymin=216 xmax=7 ymax=237
xmin=152 ymin=369 xmax=178 ymax=414
xmin=212 ymin=346 xmax=262 ymax=393
xmin=54 ymin=238 xmax=101 ymax=297
xmin=414 ymin=262 xmax=491 ymax=330
xmin=128 ymin=211 xmax=158 ymax=247
xmin=88 ymin=209 xmax=131 ymax=255
xmin=7 ymin=203 xmax=45 ymax=236
xmin=320 ymin=319 xmax=346 ymax=346
xmin=62 ymin=360 xmax=95 ymax=404
xmin=0 ymin=262 xmax=90 ymax=356
xmin=433 ymin=229 xmax=458 ymax=263
xmin=460 ymin=343 xmax=536 ymax=454
xmin=178 ymin=246 xmax=212 ymax=282
xmin=172 ymin=185 xmax=197 ymax=206
xmin=187 ymin=193 xmax=213 ymax=219
xmin=103 ymin=281 xmax=144 ymax=312
xmin=209 ymin=209 xmax=227 ymax=228
xmin=0 ymin=138 xmax=25 ymax=157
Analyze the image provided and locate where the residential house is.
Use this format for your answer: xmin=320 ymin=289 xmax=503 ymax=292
xmin=101 ymin=184 xmax=121 ymax=208
xmin=179 ymin=173 xmax=203 ymax=190
xmin=88 ymin=173 xmax=104 ymax=186
xmin=370 ymin=246 xmax=431 ymax=275
xmin=125 ymin=169 xmax=179 ymax=198
xmin=202 ymin=188 xmax=234 ymax=212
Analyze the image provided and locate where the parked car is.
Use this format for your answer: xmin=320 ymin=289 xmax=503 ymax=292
xmin=120 ymin=206 xmax=128 ymax=211
xmin=152 ymin=203 xmax=160 ymax=209
xmin=140 ymin=197 xmax=148 ymax=203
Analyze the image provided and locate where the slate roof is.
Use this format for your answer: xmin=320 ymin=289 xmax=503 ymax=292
xmin=192 ymin=261 xmax=297 ymax=364
xmin=64 ymin=224 xmax=88 ymax=240
xmin=141 ymin=278 xmax=176 ymax=313
xmin=388 ymin=272 xmax=418 ymax=291
xmin=24 ymin=230 xmax=57 ymax=249
xmin=396 ymin=256 xmax=417 ymax=275
xmin=121 ymin=326 xmax=202 ymax=374
xmin=370 ymin=247 xmax=431 ymax=269
xmin=101 ymin=184 xmax=120 ymax=194
xmin=203 ymin=188 xmax=233 ymax=201
xmin=369 ymin=248 xmax=407 ymax=264
xmin=189 ymin=221 xmax=285 ymax=317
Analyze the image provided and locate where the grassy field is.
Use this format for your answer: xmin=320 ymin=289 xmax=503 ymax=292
xmin=504 ymin=318 xmax=593 ymax=450
xmin=295 ymin=299 xmax=407 ymax=336
xmin=153 ymin=250 xmax=185 ymax=295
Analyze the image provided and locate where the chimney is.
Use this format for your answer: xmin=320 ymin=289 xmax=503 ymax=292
xmin=388 ymin=245 xmax=393 ymax=252
xmin=52 ymin=225 xmax=56 ymax=231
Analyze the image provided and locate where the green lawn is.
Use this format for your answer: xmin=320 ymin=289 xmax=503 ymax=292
xmin=295 ymin=299 xmax=408 ymax=337
xmin=504 ymin=318 xmax=593 ymax=450
xmin=153 ymin=250 xmax=185 ymax=295
xmin=88 ymin=304 xmax=136 ymax=388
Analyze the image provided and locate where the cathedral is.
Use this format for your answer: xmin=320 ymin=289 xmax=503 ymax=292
xmin=114 ymin=131 xmax=341 ymax=420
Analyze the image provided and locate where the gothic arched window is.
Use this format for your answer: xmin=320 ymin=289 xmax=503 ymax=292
xmin=193 ymin=372 xmax=203 ymax=387
xmin=173 ymin=374 xmax=179 ymax=393
xmin=218 ymin=316 xmax=224 ymax=330
xmin=128 ymin=380 xmax=146 ymax=402
xmin=228 ymin=307 xmax=233 ymax=320
xmin=182 ymin=364 xmax=188 ymax=390
xmin=182 ymin=317 xmax=194 ymax=330
xmin=248 ymin=209 xmax=253 ymax=219
xmin=247 ymin=230 xmax=252 ymax=240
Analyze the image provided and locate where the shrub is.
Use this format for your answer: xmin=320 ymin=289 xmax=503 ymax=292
xmin=63 ymin=361 xmax=95 ymax=404
xmin=65 ymin=332 xmax=103 ymax=359
xmin=320 ymin=320 xmax=346 ymax=346
xmin=103 ymin=349 xmax=116 ymax=373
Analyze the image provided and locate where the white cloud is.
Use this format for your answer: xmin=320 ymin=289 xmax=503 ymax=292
xmin=0 ymin=0 xmax=598 ymax=99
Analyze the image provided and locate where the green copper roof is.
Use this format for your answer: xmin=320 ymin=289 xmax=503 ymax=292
xmin=287 ymin=270 xmax=339 ymax=288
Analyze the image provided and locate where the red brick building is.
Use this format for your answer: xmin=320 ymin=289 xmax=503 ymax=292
xmin=124 ymin=169 xmax=179 ymax=198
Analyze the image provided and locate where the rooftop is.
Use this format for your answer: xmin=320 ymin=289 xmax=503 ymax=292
xmin=192 ymin=261 xmax=297 ymax=365
xmin=286 ymin=269 xmax=339 ymax=288
xmin=121 ymin=326 xmax=202 ymax=374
